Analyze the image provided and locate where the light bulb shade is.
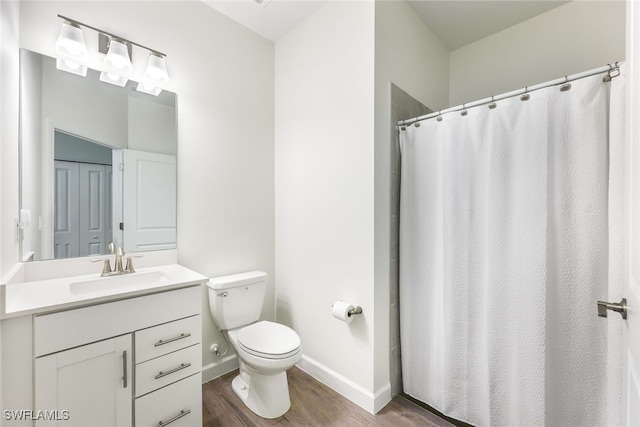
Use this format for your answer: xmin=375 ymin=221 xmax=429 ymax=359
xmin=136 ymin=81 xmax=163 ymax=96
xmin=55 ymin=21 xmax=87 ymax=58
xmin=143 ymin=53 xmax=170 ymax=86
xmin=100 ymin=71 xmax=128 ymax=87
xmin=56 ymin=58 xmax=88 ymax=77
xmin=104 ymin=39 xmax=132 ymax=74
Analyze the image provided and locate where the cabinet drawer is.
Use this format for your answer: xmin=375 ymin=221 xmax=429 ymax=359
xmin=135 ymin=315 xmax=200 ymax=363
xmin=34 ymin=286 xmax=200 ymax=357
xmin=135 ymin=373 xmax=201 ymax=427
xmin=135 ymin=344 xmax=200 ymax=397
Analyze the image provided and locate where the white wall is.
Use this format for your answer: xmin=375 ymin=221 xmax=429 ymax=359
xmin=18 ymin=1 xmax=275 ymax=379
xmin=39 ymin=55 xmax=176 ymax=155
xmin=41 ymin=56 xmax=128 ymax=149
xmin=128 ymin=97 xmax=176 ymax=156
xmin=373 ymin=0 xmax=449 ymax=397
xmin=449 ymin=0 xmax=626 ymax=106
xmin=275 ymin=0 xmax=378 ymax=411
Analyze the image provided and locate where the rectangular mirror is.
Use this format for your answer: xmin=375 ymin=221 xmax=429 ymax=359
xmin=19 ymin=49 xmax=177 ymax=262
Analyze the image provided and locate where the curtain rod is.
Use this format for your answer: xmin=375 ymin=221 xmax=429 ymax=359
xmin=398 ymin=62 xmax=622 ymax=127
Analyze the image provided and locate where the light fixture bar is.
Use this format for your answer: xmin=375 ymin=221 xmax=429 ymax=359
xmin=57 ymin=14 xmax=167 ymax=57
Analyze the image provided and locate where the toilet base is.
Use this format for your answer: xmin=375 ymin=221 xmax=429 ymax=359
xmin=231 ymin=361 xmax=292 ymax=419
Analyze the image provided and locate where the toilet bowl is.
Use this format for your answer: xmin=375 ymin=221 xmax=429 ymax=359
xmin=226 ymin=321 xmax=301 ymax=418
xmin=207 ymin=271 xmax=302 ymax=419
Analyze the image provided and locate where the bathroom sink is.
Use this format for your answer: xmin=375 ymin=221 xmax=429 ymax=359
xmin=69 ymin=271 xmax=170 ymax=295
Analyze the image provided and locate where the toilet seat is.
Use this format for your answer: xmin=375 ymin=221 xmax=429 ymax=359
xmin=237 ymin=321 xmax=301 ymax=360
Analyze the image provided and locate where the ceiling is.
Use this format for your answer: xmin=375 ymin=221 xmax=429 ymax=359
xmin=202 ymin=0 xmax=570 ymax=50
xmin=408 ymin=1 xmax=570 ymax=50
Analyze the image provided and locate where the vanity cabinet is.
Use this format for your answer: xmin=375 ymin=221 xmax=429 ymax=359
xmin=32 ymin=286 xmax=202 ymax=426
xmin=133 ymin=316 xmax=201 ymax=427
xmin=35 ymin=335 xmax=133 ymax=426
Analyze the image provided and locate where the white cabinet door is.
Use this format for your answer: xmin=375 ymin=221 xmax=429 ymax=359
xmin=35 ymin=335 xmax=132 ymax=427
xmin=122 ymin=149 xmax=176 ymax=252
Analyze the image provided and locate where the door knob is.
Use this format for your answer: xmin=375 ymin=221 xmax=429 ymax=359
xmin=597 ymin=298 xmax=627 ymax=319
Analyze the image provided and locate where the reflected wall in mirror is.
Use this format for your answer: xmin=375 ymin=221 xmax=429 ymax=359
xmin=20 ymin=49 xmax=177 ymax=262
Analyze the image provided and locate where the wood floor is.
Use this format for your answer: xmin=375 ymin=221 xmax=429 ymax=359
xmin=202 ymin=367 xmax=455 ymax=427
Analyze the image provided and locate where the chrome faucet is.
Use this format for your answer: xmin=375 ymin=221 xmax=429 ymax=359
xmin=114 ymin=246 xmax=125 ymax=274
xmin=91 ymin=243 xmax=141 ymax=277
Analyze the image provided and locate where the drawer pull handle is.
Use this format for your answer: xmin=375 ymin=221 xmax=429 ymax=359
xmin=157 ymin=409 xmax=191 ymax=426
xmin=154 ymin=333 xmax=191 ymax=347
xmin=155 ymin=363 xmax=191 ymax=380
xmin=122 ymin=350 xmax=128 ymax=388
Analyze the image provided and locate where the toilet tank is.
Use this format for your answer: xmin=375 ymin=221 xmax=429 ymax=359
xmin=207 ymin=271 xmax=267 ymax=330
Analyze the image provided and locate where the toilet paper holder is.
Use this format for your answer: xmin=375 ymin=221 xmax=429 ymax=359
xmin=348 ymin=306 xmax=363 ymax=317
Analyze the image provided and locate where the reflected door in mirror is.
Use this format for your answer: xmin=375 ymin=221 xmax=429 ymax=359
xmin=54 ymin=161 xmax=112 ymax=258
xmin=119 ymin=149 xmax=176 ymax=252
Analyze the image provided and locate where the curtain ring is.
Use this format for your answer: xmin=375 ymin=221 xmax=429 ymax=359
xmin=488 ymin=95 xmax=497 ymax=109
xmin=436 ymin=110 xmax=443 ymax=122
xmin=604 ymin=64 xmax=613 ymax=82
xmin=461 ymin=103 xmax=468 ymax=116
xmin=520 ymin=87 xmax=530 ymax=101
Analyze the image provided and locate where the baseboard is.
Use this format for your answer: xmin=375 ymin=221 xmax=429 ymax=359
xmin=296 ymin=354 xmax=391 ymax=415
xmin=201 ymin=354 xmax=238 ymax=384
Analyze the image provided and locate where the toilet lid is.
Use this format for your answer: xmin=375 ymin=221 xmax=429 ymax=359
xmin=238 ymin=321 xmax=301 ymax=359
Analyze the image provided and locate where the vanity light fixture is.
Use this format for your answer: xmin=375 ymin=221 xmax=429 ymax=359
xmin=136 ymin=52 xmax=170 ymax=96
xmin=55 ymin=20 xmax=88 ymax=76
xmin=54 ymin=14 xmax=170 ymax=94
xmin=100 ymin=39 xmax=133 ymax=87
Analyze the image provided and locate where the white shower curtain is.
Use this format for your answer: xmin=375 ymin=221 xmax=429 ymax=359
xmin=399 ymin=69 xmax=625 ymax=427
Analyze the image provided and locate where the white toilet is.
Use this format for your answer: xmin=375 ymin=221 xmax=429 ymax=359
xmin=207 ymin=271 xmax=302 ymax=419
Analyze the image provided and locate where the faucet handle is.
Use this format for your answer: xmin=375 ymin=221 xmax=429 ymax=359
xmin=116 ymin=246 xmax=125 ymax=256
xmin=125 ymin=254 xmax=143 ymax=273
xmin=90 ymin=258 xmax=112 ymax=276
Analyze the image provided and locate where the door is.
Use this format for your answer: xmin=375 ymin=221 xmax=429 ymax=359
xmin=54 ymin=161 xmax=112 ymax=258
xmin=53 ymin=161 xmax=79 ymax=258
xmin=122 ymin=149 xmax=176 ymax=252
xmin=78 ymin=163 xmax=111 ymax=257
xmin=35 ymin=335 xmax=132 ymax=427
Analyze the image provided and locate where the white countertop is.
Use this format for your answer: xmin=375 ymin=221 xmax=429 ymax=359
xmin=2 ymin=264 xmax=207 ymax=318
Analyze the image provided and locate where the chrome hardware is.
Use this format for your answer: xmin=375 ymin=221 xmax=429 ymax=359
xmin=114 ymin=246 xmax=125 ymax=273
xmin=597 ymin=298 xmax=627 ymax=319
xmin=125 ymin=257 xmax=135 ymax=273
xmin=92 ymin=246 xmax=139 ymax=277
xmin=124 ymin=254 xmax=143 ymax=273
xmin=155 ymin=363 xmax=191 ymax=380
xmin=90 ymin=258 xmax=112 ymax=276
xmin=154 ymin=333 xmax=191 ymax=347
xmin=157 ymin=409 xmax=191 ymax=427
xmin=217 ymin=292 xmax=228 ymax=297
xmin=122 ymin=350 xmax=128 ymax=388
xmin=348 ymin=306 xmax=363 ymax=317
